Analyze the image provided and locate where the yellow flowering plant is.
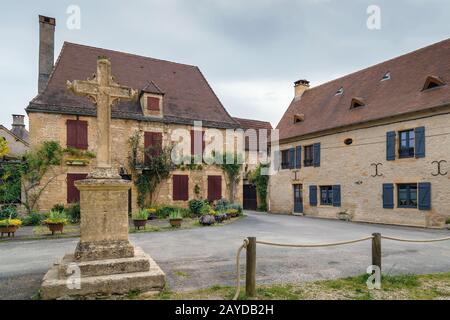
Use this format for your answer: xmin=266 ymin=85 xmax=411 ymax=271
xmin=44 ymin=210 xmax=68 ymax=225
xmin=0 ymin=219 xmax=22 ymax=227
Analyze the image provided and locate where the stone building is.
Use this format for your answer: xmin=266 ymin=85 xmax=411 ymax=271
xmin=26 ymin=16 xmax=267 ymax=213
xmin=0 ymin=115 xmax=30 ymax=160
xmin=269 ymin=39 xmax=450 ymax=228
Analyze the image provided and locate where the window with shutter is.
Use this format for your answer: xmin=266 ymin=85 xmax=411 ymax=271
xmin=172 ymin=175 xmax=189 ymax=201
xmin=288 ymin=148 xmax=295 ymax=169
xmin=309 ymin=185 xmax=318 ymax=206
xmin=320 ymin=186 xmax=333 ymax=206
xmin=332 ymin=185 xmax=341 ymax=207
xmin=67 ymin=173 xmax=88 ymax=203
xmin=415 ymin=127 xmax=425 ymax=158
xmin=386 ymin=131 xmax=396 ymax=161
xmin=208 ymin=176 xmax=222 ymax=202
xmin=418 ymin=182 xmax=431 ymax=211
xmin=66 ymin=120 xmax=88 ymax=150
xmin=144 ymin=132 xmax=163 ymax=165
xmin=295 ymin=146 xmax=302 ymax=169
xmin=147 ymin=96 xmax=160 ymax=111
xmin=281 ymin=150 xmax=290 ymax=169
xmin=304 ymin=145 xmax=313 ymax=167
xmin=191 ymin=130 xmax=205 ymax=158
xmin=383 ymin=183 xmax=394 ymax=209
xmin=313 ymin=143 xmax=321 ymax=167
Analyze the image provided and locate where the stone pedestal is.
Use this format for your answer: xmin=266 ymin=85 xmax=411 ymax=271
xmin=40 ymin=177 xmax=166 ymax=300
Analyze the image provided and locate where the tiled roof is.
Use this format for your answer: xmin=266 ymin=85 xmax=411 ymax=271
xmin=27 ymin=42 xmax=239 ymax=129
xmin=232 ymin=117 xmax=272 ymax=131
xmin=277 ymin=38 xmax=450 ymax=141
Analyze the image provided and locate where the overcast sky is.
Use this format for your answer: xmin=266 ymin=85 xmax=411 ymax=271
xmin=1 ymin=0 xmax=449 ymax=130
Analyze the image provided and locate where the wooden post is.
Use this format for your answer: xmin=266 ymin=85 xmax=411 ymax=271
xmin=246 ymin=237 xmax=256 ymax=297
xmin=372 ymin=233 xmax=382 ymax=272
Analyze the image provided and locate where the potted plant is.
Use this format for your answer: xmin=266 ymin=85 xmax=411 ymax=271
xmin=169 ymin=210 xmax=183 ymax=228
xmin=146 ymin=208 xmax=157 ymax=220
xmin=44 ymin=210 xmax=68 ymax=235
xmin=0 ymin=219 xmax=22 ymax=237
xmin=132 ymin=209 xmax=149 ymax=230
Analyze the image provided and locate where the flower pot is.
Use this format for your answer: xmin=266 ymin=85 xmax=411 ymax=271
xmin=133 ymin=219 xmax=148 ymax=230
xmin=46 ymin=223 xmax=65 ymax=235
xmin=215 ymin=214 xmax=226 ymax=223
xmin=199 ymin=215 xmax=215 ymax=226
xmin=169 ymin=218 xmax=183 ymax=228
xmin=0 ymin=225 xmax=18 ymax=238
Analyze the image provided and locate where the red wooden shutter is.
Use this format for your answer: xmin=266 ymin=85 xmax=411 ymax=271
xmin=190 ymin=130 xmax=205 ymax=157
xmin=144 ymin=132 xmax=152 ymax=165
xmin=66 ymin=120 xmax=78 ymax=148
xmin=147 ymin=97 xmax=160 ymax=111
xmin=173 ymin=175 xmax=189 ymax=201
xmin=77 ymin=121 xmax=88 ymax=150
xmin=67 ymin=174 xmax=88 ymax=203
xmin=208 ymin=176 xmax=222 ymax=202
xmin=144 ymin=132 xmax=163 ymax=164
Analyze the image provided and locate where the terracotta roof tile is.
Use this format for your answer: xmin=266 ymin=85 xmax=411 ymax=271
xmin=277 ymin=38 xmax=450 ymax=140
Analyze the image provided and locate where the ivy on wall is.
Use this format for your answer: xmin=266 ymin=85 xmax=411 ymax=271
xmin=249 ymin=164 xmax=269 ymax=211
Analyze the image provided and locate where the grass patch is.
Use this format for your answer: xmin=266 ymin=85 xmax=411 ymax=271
xmin=138 ymin=272 xmax=450 ymax=300
xmin=33 ymin=224 xmax=80 ymax=236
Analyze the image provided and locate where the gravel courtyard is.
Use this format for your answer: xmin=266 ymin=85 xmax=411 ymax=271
xmin=1 ymin=211 xmax=449 ymax=300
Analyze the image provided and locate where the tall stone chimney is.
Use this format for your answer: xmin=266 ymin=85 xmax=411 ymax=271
xmin=294 ymin=79 xmax=310 ymax=99
xmin=11 ymin=115 xmax=26 ymax=140
xmin=38 ymin=15 xmax=56 ymax=94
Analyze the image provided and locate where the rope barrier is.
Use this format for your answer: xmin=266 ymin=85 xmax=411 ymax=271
xmin=255 ymin=236 xmax=374 ymax=248
xmin=381 ymin=235 xmax=450 ymax=243
xmin=233 ymin=238 xmax=249 ymax=300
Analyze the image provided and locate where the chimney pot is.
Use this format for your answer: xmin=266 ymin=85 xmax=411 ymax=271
xmin=38 ymin=15 xmax=56 ymax=94
xmin=11 ymin=115 xmax=26 ymax=140
xmin=294 ymin=79 xmax=310 ymax=98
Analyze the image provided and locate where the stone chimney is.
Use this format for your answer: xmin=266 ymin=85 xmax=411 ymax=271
xmin=38 ymin=15 xmax=56 ymax=94
xmin=294 ymin=79 xmax=310 ymax=99
xmin=11 ymin=115 xmax=26 ymax=140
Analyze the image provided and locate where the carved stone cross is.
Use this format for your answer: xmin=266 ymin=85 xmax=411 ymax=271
xmin=67 ymin=56 xmax=137 ymax=178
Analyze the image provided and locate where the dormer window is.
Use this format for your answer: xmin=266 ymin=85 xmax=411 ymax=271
xmin=350 ymin=98 xmax=365 ymax=109
xmin=381 ymin=72 xmax=391 ymax=81
xmin=335 ymin=87 xmax=344 ymax=96
xmin=423 ymin=76 xmax=445 ymax=91
xmin=293 ymin=113 xmax=305 ymax=124
xmin=140 ymin=81 xmax=164 ymax=117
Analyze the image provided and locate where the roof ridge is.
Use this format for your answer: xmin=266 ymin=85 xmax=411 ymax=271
xmin=232 ymin=117 xmax=272 ymax=125
xmin=306 ymin=37 xmax=450 ymax=93
xmin=64 ymin=41 xmax=198 ymax=69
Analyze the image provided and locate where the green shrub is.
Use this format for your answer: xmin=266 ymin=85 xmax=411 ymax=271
xmin=133 ymin=209 xmax=149 ymax=220
xmin=0 ymin=206 xmax=18 ymax=219
xmin=51 ymin=203 xmax=65 ymax=213
xmin=200 ymin=202 xmax=213 ymax=216
xmin=189 ymin=199 xmax=207 ymax=215
xmin=215 ymin=198 xmax=230 ymax=212
xmin=23 ymin=212 xmax=44 ymax=226
xmin=227 ymin=203 xmax=243 ymax=214
xmin=66 ymin=203 xmax=80 ymax=224
xmin=446 ymin=217 xmax=450 ymax=224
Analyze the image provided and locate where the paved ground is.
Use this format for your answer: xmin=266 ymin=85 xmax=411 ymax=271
xmin=1 ymin=211 xmax=449 ymax=300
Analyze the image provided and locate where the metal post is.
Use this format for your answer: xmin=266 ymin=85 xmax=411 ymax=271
xmin=372 ymin=233 xmax=382 ymax=272
xmin=246 ymin=237 xmax=256 ymax=297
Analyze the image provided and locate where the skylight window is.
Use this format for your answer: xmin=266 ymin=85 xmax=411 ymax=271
xmin=423 ymin=76 xmax=445 ymax=91
xmin=335 ymin=87 xmax=344 ymax=96
xmin=350 ymin=98 xmax=365 ymax=109
xmin=381 ymin=72 xmax=391 ymax=81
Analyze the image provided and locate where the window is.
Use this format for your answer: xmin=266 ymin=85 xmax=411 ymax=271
xmin=208 ymin=176 xmax=222 ymax=202
xmin=144 ymin=132 xmax=162 ymax=165
xmin=147 ymin=96 xmax=160 ymax=111
xmin=294 ymin=114 xmax=304 ymax=124
xmin=399 ymin=129 xmax=414 ymax=158
xmin=173 ymin=175 xmax=189 ymax=201
xmin=350 ymin=98 xmax=365 ymax=109
xmin=304 ymin=145 xmax=313 ymax=167
xmin=66 ymin=120 xmax=88 ymax=150
xmin=335 ymin=87 xmax=344 ymax=96
xmin=381 ymin=72 xmax=391 ymax=81
xmin=190 ymin=130 xmax=205 ymax=158
xmin=320 ymin=186 xmax=333 ymax=206
xmin=423 ymin=76 xmax=445 ymax=91
xmin=397 ymin=184 xmax=418 ymax=208
xmin=281 ymin=150 xmax=290 ymax=170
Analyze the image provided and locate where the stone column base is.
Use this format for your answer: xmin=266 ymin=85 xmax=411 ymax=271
xmin=74 ymin=240 xmax=135 ymax=261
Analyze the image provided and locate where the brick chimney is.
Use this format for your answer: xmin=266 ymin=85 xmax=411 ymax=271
xmin=38 ymin=15 xmax=56 ymax=94
xmin=294 ymin=79 xmax=310 ymax=99
xmin=11 ymin=115 xmax=26 ymax=140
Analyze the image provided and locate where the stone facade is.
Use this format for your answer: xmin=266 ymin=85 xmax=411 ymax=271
xmin=269 ymin=108 xmax=450 ymax=228
xmin=28 ymin=112 xmax=243 ymax=212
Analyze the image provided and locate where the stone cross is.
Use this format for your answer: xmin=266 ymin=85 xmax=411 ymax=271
xmin=67 ymin=56 xmax=137 ymax=178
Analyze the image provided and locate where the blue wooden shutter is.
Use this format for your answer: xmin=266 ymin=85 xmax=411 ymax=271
xmin=418 ymin=182 xmax=431 ymax=211
xmin=309 ymin=185 xmax=317 ymax=206
xmin=382 ymin=183 xmax=394 ymax=209
xmin=288 ymin=148 xmax=295 ymax=169
xmin=332 ymin=185 xmax=341 ymax=207
xmin=295 ymin=146 xmax=302 ymax=169
xmin=273 ymin=150 xmax=281 ymax=171
xmin=386 ymin=131 xmax=396 ymax=161
xmin=313 ymin=143 xmax=321 ymax=167
xmin=415 ymin=127 xmax=425 ymax=158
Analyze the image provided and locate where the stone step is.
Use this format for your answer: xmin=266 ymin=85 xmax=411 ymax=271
xmin=57 ymin=247 xmax=151 ymax=279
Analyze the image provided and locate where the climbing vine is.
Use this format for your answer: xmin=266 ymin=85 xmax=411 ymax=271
xmin=217 ymin=152 xmax=243 ymax=203
xmin=249 ymin=164 xmax=269 ymax=211
xmin=128 ymin=131 xmax=173 ymax=208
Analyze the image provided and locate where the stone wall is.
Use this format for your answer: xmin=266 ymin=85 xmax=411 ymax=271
xmin=28 ymin=112 xmax=243 ymax=212
xmin=269 ymin=110 xmax=450 ymax=228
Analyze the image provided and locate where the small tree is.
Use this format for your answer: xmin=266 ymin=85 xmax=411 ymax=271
xmin=249 ymin=164 xmax=269 ymax=211
xmin=0 ymin=138 xmax=9 ymax=157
